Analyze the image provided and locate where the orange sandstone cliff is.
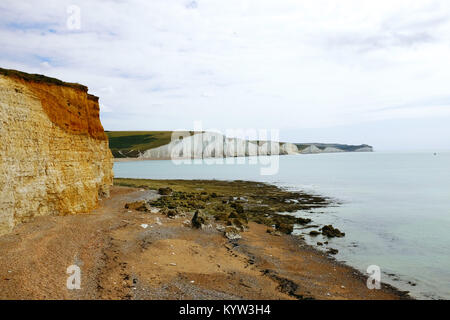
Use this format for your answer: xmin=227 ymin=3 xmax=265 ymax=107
xmin=0 ymin=68 xmax=113 ymax=235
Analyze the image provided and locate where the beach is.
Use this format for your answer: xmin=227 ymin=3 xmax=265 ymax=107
xmin=113 ymin=153 xmax=450 ymax=299
xmin=0 ymin=183 xmax=409 ymax=300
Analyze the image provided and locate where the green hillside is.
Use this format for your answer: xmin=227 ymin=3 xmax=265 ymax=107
xmin=106 ymin=131 xmax=200 ymax=158
xmin=106 ymin=131 xmax=174 ymax=158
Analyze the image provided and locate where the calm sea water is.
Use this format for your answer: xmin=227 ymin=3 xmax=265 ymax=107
xmin=114 ymin=152 xmax=450 ymax=299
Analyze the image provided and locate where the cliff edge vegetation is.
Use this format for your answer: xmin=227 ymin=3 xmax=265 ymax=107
xmin=107 ymin=131 xmax=178 ymax=158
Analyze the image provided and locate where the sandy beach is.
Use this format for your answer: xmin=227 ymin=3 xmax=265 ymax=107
xmin=0 ymin=185 xmax=410 ymax=300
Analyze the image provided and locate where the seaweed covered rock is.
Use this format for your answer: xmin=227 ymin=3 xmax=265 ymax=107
xmin=227 ymin=217 xmax=248 ymax=232
xmin=115 ymin=179 xmax=334 ymax=241
xmin=327 ymin=248 xmax=339 ymax=255
xmin=231 ymin=203 xmax=244 ymax=214
xmin=213 ymin=210 xmax=230 ymax=222
xmin=161 ymin=207 xmax=185 ymax=219
xmin=191 ymin=210 xmax=206 ymax=229
xmin=166 ymin=209 xmax=178 ymax=219
xmin=276 ymin=223 xmax=293 ymax=234
xmin=321 ymin=225 xmax=345 ymax=238
xmin=125 ymin=200 xmax=151 ymax=212
xmin=267 ymin=228 xmax=282 ymax=236
xmin=228 ymin=209 xmax=248 ymax=224
xmin=158 ymin=187 xmax=173 ymax=195
xmin=224 ymin=226 xmax=241 ymax=240
xmin=296 ymin=217 xmax=312 ymax=225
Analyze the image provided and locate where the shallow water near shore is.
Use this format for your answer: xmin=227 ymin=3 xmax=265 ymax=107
xmin=114 ymin=152 xmax=450 ymax=300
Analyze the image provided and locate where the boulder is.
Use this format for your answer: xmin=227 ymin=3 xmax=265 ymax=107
xmin=158 ymin=187 xmax=173 ymax=195
xmin=191 ymin=210 xmax=206 ymax=229
xmin=228 ymin=218 xmax=248 ymax=232
xmin=167 ymin=209 xmax=177 ymax=219
xmin=321 ymin=225 xmax=345 ymax=238
xmin=276 ymin=223 xmax=293 ymax=234
xmin=327 ymin=248 xmax=339 ymax=255
xmin=296 ymin=217 xmax=312 ymax=225
xmin=124 ymin=200 xmax=151 ymax=212
xmin=232 ymin=203 xmax=244 ymax=214
xmin=182 ymin=220 xmax=191 ymax=227
xmin=224 ymin=226 xmax=241 ymax=240
xmin=267 ymin=228 xmax=282 ymax=236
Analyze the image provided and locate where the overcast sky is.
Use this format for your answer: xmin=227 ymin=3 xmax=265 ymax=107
xmin=1 ymin=0 xmax=450 ymax=151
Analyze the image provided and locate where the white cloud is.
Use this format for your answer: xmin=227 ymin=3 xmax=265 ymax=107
xmin=1 ymin=0 xmax=450 ymax=149
xmin=100 ymin=104 xmax=113 ymax=113
xmin=40 ymin=61 xmax=51 ymax=68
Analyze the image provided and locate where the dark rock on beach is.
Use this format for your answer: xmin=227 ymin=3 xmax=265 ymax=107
xmin=124 ymin=200 xmax=151 ymax=212
xmin=158 ymin=187 xmax=173 ymax=195
xmin=276 ymin=223 xmax=294 ymax=234
xmin=191 ymin=210 xmax=206 ymax=229
xmin=224 ymin=226 xmax=241 ymax=240
xmin=327 ymin=248 xmax=339 ymax=255
xmin=266 ymin=228 xmax=282 ymax=236
xmin=321 ymin=225 xmax=345 ymax=238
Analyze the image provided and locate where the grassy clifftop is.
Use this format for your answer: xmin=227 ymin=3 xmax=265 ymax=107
xmin=106 ymin=131 xmax=175 ymax=158
xmin=0 ymin=67 xmax=87 ymax=91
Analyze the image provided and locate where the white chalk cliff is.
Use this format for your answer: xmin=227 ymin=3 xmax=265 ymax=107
xmin=138 ymin=132 xmax=373 ymax=159
xmin=140 ymin=132 xmax=298 ymax=159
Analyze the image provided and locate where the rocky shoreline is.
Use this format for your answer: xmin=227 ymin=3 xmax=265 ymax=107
xmin=116 ymin=178 xmax=333 ymax=239
xmin=115 ymin=178 xmax=412 ymax=300
xmin=0 ymin=180 xmax=411 ymax=300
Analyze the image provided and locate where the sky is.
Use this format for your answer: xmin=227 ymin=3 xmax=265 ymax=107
xmin=1 ymin=0 xmax=450 ymax=151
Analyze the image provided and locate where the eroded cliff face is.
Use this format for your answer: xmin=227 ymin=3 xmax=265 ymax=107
xmin=0 ymin=69 xmax=113 ymax=235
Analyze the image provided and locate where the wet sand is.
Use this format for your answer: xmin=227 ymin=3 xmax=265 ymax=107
xmin=0 ymin=186 xmax=409 ymax=300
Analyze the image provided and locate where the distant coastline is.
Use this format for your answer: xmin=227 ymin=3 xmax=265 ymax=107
xmin=106 ymin=131 xmax=373 ymax=160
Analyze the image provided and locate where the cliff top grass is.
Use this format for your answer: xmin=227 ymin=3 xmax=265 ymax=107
xmin=106 ymin=131 xmax=198 ymax=158
xmin=0 ymin=67 xmax=88 ymax=91
xmin=106 ymin=131 xmax=175 ymax=158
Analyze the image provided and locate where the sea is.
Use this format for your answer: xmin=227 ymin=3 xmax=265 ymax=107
xmin=114 ymin=152 xmax=450 ymax=300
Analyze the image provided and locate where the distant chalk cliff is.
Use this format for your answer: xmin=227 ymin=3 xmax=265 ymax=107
xmin=296 ymin=143 xmax=374 ymax=154
xmin=107 ymin=131 xmax=373 ymax=159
